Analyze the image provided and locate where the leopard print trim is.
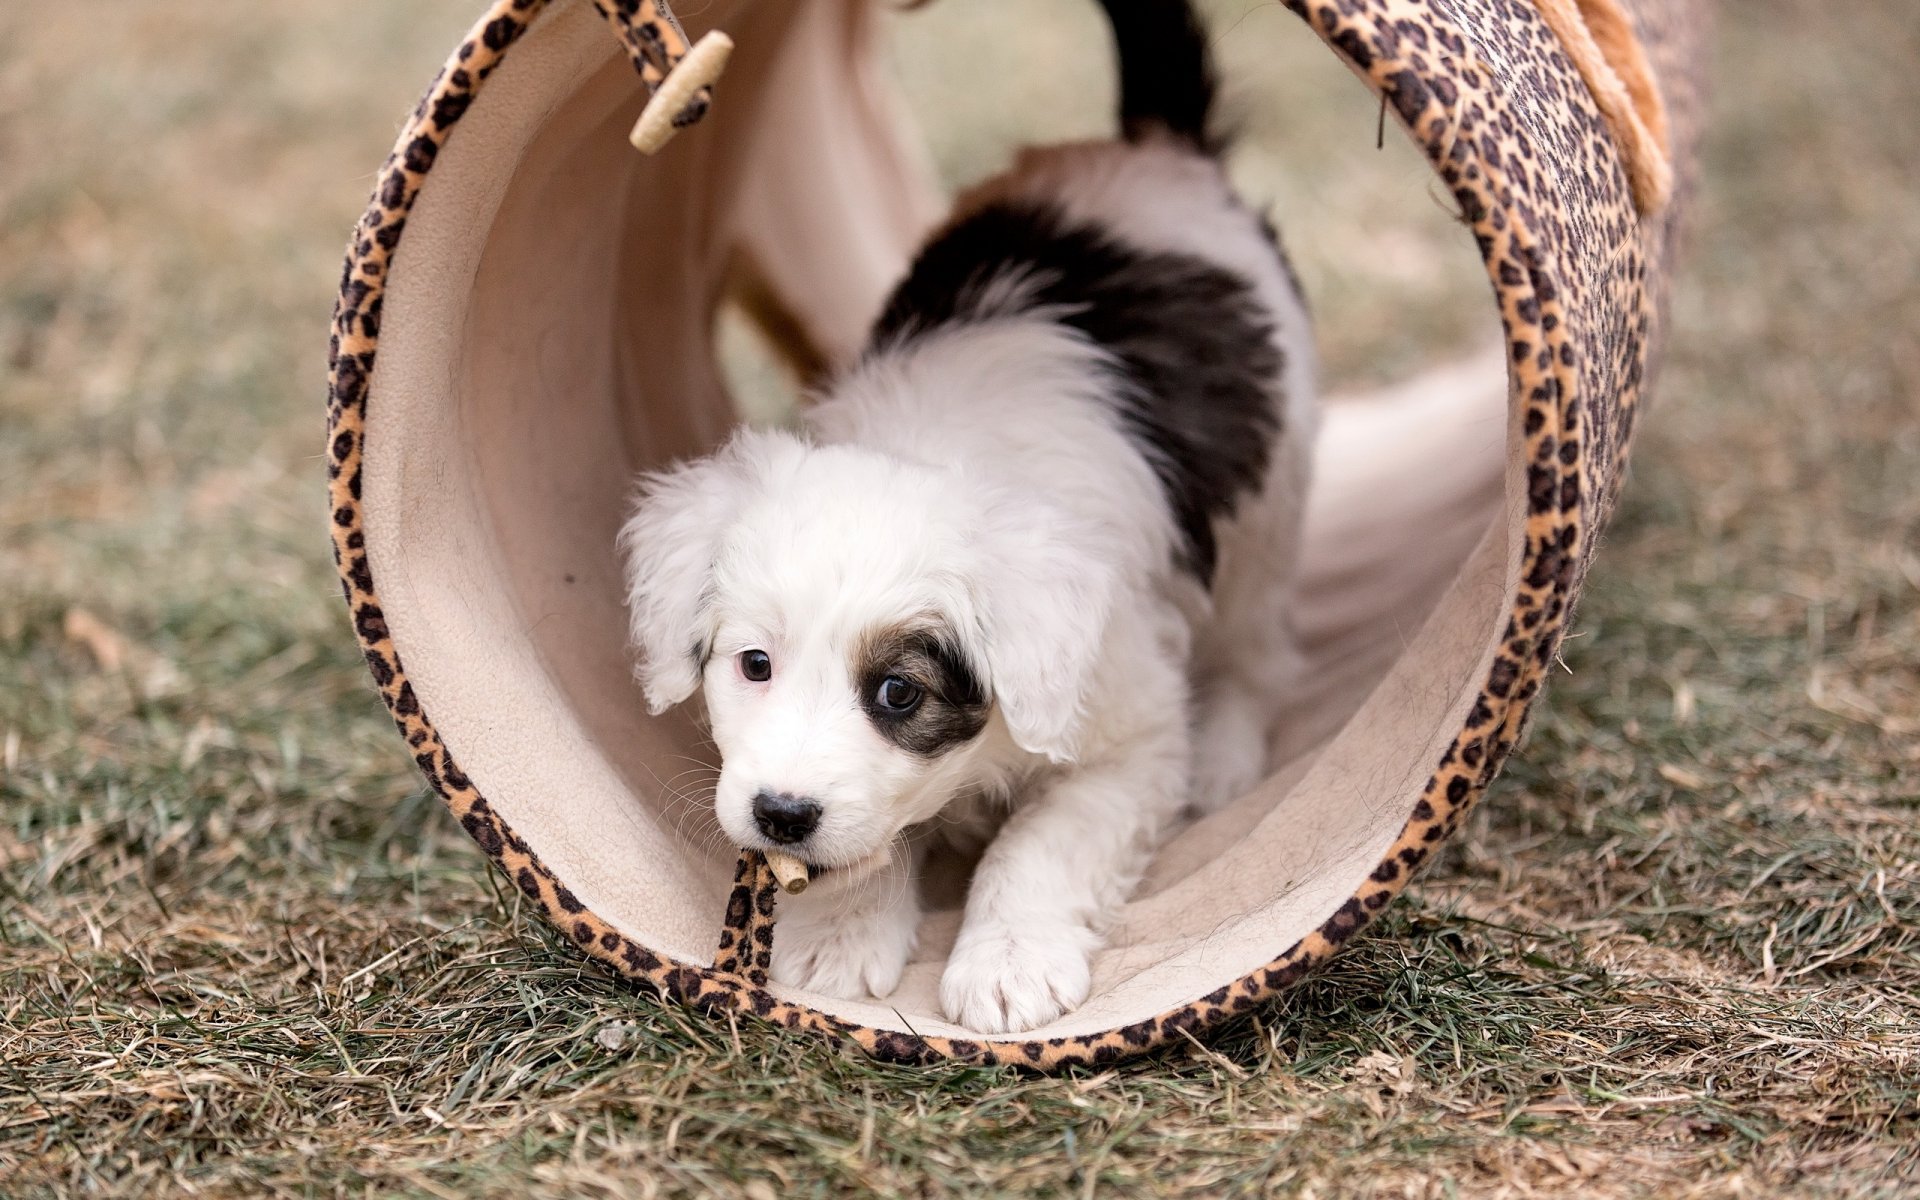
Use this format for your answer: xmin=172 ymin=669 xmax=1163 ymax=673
xmin=328 ymin=0 xmax=1703 ymax=1070
xmin=713 ymin=852 xmax=775 ymax=987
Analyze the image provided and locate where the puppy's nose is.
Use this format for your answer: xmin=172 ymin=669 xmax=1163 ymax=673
xmin=752 ymin=791 xmax=822 ymax=845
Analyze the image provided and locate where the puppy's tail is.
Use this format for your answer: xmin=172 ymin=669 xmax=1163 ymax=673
xmin=1093 ymin=0 xmax=1218 ymax=152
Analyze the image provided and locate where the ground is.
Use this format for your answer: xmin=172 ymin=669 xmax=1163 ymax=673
xmin=0 ymin=0 xmax=1914 ymax=1196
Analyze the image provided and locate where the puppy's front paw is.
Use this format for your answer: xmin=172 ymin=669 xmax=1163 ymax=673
xmin=770 ymin=900 xmax=917 ymax=1001
xmin=940 ymin=923 xmax=1094 ymax=1034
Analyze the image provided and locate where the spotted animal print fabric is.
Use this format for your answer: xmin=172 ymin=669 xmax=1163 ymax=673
xmin=328 ymin=0 xmax=1704 ymax=1069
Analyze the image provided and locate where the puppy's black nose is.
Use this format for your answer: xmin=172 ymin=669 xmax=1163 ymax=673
xmin=752 ymin=791 xmax=821 ymax=845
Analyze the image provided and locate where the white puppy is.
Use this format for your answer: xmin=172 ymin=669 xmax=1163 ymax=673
xmin=621 ymin=0 xmax=1315 ymax=1034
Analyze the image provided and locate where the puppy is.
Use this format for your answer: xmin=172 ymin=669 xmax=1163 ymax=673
xmin=621 ymin=0 xmax=1315 ymax=1033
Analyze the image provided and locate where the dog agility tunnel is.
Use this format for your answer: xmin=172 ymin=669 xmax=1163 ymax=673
xmin=327 ymin=0 xmax=1704 ymax=1068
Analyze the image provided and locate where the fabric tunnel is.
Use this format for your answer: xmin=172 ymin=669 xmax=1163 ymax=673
xmin=326 ymin=0 xmax=1705 ymax=1069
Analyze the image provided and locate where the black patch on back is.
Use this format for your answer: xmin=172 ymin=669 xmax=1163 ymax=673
xmin=854 ymin=624 xmax=989 ymax=758
xmin=872 ymin=201 xmax=1283 ymax=582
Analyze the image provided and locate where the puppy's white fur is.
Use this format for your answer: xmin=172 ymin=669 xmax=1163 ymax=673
xmin=621 ymin=138 xmax=1314 ymax=1033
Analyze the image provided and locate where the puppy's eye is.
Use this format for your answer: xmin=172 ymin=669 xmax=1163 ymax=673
xmin=875 ymin=675 xmax=922 ymax=713
xmin=738 ymin=649 xmax=772 ymax=682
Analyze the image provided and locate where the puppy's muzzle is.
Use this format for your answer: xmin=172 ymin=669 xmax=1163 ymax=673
xmin=752 ymin=791 xmax=822 ymax=845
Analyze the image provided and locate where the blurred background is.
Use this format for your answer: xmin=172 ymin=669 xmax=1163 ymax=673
xmin=1 ymin=1 xmax=1913 ymax=1195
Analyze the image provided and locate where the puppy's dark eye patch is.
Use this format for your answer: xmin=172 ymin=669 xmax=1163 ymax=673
xmin=854 ymin=624 xmax=988 ymax=757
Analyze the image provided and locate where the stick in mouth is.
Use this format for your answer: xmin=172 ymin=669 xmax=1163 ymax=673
xmin=765 ymin=850 xmax=811 ymax=895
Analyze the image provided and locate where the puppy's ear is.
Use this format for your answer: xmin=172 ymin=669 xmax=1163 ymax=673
xmin=964 ymin=502 xmax=1121 ymax=763
xmin=619 ymin=430 xmax=798 ymax=713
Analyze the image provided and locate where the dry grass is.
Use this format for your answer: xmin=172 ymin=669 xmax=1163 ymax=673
xmin=2 ymin=0 xmax=1915 ymax=1196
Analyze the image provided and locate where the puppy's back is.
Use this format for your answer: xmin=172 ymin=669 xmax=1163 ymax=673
xmin=840 ymin=0 xmax=1312 ymax=585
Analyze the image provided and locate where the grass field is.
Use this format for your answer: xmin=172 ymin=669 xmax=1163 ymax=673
xmin=2 ymin=0 xmax=1915 ymax=1195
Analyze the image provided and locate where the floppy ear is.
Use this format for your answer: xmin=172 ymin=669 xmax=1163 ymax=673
xmin=964 ymin=501 xmax=1122 ymax=764
xmin=618 ymin=430 xmax=798 ymax=713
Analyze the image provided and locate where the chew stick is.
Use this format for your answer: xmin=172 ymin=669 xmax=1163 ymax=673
xmin=628 ymin=30 xmax=735 ymax=155
xmin=765 ymin=850 xmax=810 ymax=896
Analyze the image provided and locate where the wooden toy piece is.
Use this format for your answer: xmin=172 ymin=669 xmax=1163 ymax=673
xmin=629 ymin=30 xmax=734 ymax=155
xmin=765 ymin=850 xmax=811 ymax=896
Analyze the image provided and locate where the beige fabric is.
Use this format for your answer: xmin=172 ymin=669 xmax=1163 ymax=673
xmin=364 ymin=0 xmax=1515 ymax=1038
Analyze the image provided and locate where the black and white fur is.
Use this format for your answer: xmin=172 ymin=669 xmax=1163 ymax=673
xmin=622 ymin=0 xmax=1315 ymax=1033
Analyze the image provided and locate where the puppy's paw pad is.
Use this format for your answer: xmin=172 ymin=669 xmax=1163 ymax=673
xmin=770 ymin=905 xmax=916 ymax=1001
xmin=940 ymin=925 xmax=1093 ymax=1034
